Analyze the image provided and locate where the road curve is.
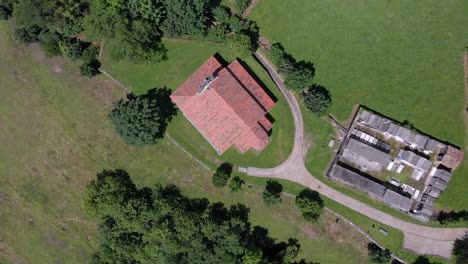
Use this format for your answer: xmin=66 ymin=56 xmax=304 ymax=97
xmin=239 ymin=51 xmax=468 ymax=259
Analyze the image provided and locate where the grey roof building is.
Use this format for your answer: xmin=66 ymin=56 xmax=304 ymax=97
xmin=382 ymin=189 xmax=413 ymax=212
xmin=424 ymin=139 xmax=442 ymax=153
xmin=433 ymin=168 xmax=452 ymax=182
xmin=416 ymin=202 xmax=434 ymax=217
xmin=341 ymin=138 xmax=391 ymax=171
xmin=420 ymin=194 xmax=435 ymax=207
xmin=431 ymin=177 xmax=448 ymax=191
xmin=425 ymin=185 xmax=441 ymax=198
xmin=330 ymin=165 xmax=386 ymax=198
xmin=358 ymin=111 xmax=391 ymax=132
xmin=396 ymin=149 xmax=432 ymax=172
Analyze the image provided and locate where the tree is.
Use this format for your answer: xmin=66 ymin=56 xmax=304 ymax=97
xmin=302 ymin=84 xmax=332 ymax=116
xmin=0 ymin=0 xmax=14 ymax=20
xmin=84 ymin=169 xmax=316 ymax=263
xmin=14 ymin=27 xmax=40 ymax=44
xmin=39 ymin=31 xmax=63 ymax=57
xmin=284 ymin=60 xmax=315 ymax=90
xmin=160 ymin=0 xmax=211 ymax=37
xmin=263 ymin=180 xmax=282 ymax=206
xmin=367 ymin=243 xmax=392 ymax=264
xmin=229 ymin=176 xmax=245 ymax=192
xmin=79 ymin=59 xmax=101 ymax=77
xmin=453 ymin=232 xmax=468 ymax=264
xmin=109 ymin=88 xmax=177 ymax=145
xmin=59 ymin=37 xmax=87 ymax=60
xmin=227 ymin=33 xmax=253 ymax=58
xmin=295 ymin=189 xmax=324 ymax=222
xmin=236 ymin=0 xmax=251 ymax=14
xmin=212 ymin=162 xmax=233 ymax=188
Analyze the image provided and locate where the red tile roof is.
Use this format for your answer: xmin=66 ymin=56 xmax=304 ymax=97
xmin=170 ymin=56 xmax=276 ymax=154
xmin=440 ymin=146 xmax=464 ymax=169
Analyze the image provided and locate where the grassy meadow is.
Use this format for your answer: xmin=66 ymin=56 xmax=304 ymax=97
xmin=250 ymin=0 xmax=468 ymax=211
xmin=0 ymin=21 xmax=370 ymax=264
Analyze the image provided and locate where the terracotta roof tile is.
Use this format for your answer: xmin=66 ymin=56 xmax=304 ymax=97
xmin=170 ymin=55 xmax=276 ymax=154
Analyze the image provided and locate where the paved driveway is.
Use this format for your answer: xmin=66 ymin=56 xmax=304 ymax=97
xmin=238 ymin=51 xmax=468 ymax=259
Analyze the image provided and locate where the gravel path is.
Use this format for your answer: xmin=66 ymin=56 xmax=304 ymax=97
xmin=239 ymin=51 xmax=468 ymax=259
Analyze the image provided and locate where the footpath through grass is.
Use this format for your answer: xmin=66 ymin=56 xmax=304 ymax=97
xmin=250 ymin=0 xmax=468 ymax=211
xmin=0 ymin=22 xmax=368 ymax=264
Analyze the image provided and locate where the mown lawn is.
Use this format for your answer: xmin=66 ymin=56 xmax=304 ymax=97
xmin=101 ymin=40 xmax=294 ymax=168
xmin=250 ymin=0 xmax=468 ymax=210
xmin=0 ymin=22 xmax=368 ymax=264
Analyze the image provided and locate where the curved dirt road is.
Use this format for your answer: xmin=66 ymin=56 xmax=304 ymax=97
xmin=239 ymin=51 xmax=468 ymax=259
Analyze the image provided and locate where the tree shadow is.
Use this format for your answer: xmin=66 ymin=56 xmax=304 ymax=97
xmin=141 ymin=87 xmax=178 ymax=138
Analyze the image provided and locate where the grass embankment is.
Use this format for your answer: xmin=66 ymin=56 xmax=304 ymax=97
xmin=0 ymin=22 xmax=367 ymax=264
xmin=250 ymin=0 xmax=468 ymax=211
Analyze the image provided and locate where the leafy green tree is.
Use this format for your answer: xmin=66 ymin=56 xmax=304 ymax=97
xmin=295 ymin=189 xmax=324 ymax=222
xmin=14 ymin=27 xmax=40 ymax=44
xmin=160 ymin=0 xmax=211 ymax=37
xmin=13 ymin=0 xmax=47 ymax=29
xmin=126 ymin=0 xmax=163 ymax=21
xmin=81 ymin=45 xmax=100 ymax=62
xmin=229 ymin=175 xmax=245 ymax=192
xmin=284 ymin=60 xmax=315 ymax=90
xmin=212 ymin=162 xmax=233 ymax=188
xmin=367 ymin=243 xmax=392 ymax=264
xmin=109 ymin=88 xmax=177 ymax=145
xmin=302 ymin=84 xmax=332 ymax=116
xmin=453 ymin=232 xmax=468 ymax=264
xmin=263 ymin=180 xmax=282 ymax=206
xmin=236 ymin=0 xmax=251 ymax=14
xmin=227 ymin=33 xmax=253 ymax=58
xmin=59 ymin=37 xmax=86 ymax=60
xmin=85 ymin=170 xmax=315 ymax=263
xmin=79 ymin=59 xmax=101 ymax=77
xmin=39 ymin=31 xmax=63 ymax=57
xmin=243 ymin=247 xmax=262 ymax=264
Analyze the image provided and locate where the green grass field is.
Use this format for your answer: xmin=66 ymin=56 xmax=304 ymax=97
xmin=0 ymin=22 xmax=369 ymax=264
xmin=250 ymin=0 xmax=468 ymax=211
xmin=101 ymin=40 xmax=294 ymax=168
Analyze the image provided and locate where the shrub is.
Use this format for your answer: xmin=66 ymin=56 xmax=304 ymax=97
xmin=302 ymin=84 xmax=332 ymax=116
xmin=227 ymin=33 xmax=253 ymax=58
xmin=39 ymin=31 xmax=63 ymax=57
xmin=295 ymin=189 xmax=324 ymax=222
xmin=79 ymin=59 xmax=101 ymax=77
xmin=81 ymin=45 xmax=100 ymax=62
xmin=59 ymin=37 xmax=87 ymax=60
xmin=263 ymin=180 xmax=282 ymax=206
xmin=0 ymin=5 xmax=12 ymax=20
xmin=229 ymin=176 xmax=245 ymax=192
xmin=14 ymin=27 xmax=40 ymax=44
xmin=212 ymin=162 xmax=233 ymax=188
xmin=367 ymin=243 xmax=392 ymax=264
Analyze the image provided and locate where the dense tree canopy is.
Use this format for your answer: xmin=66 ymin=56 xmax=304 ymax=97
xmin=84 ymin=169 xmax=317 ymax=263
xmin=109 ymin=88 xmax=177 ymax=145
xmin=302 ymin=84 xmax=332 ymax=116
xmin=295 ymin=189 xmax=324 ymax=223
